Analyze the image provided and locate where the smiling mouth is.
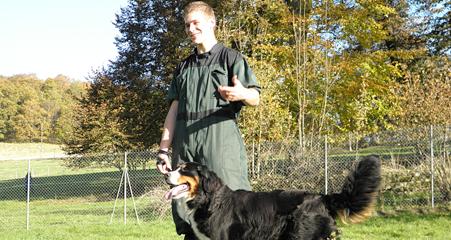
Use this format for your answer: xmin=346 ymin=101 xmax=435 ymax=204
xmin=164 ymin=183 xmax=190 ymax=200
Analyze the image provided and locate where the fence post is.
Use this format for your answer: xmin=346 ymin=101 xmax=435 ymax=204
xmin=429 ymin=125 xmax=435 ymax=208
xmin=26 ymin=159 xmax=31 ymax=230
xmin=324 ymin=135 xmax=328 ymax=195
xmin=124 ymin=152 xmax=128 ymax=224
xmin=252 ymin=139 xmax=255 ymax=178
xmin=257 ymin=142 xmax=261 ymax=179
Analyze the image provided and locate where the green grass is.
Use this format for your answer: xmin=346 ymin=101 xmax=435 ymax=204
xmin=339 ymin=212 xmax=451 ymax=240
xmin=0 ymin=158 xmax=125 ymax=181
xmin=0 ymin=142 xmax=72 ymax=180
xmin=0 ymin=143 xmax=157 ymax=181
xmin=0 ymin=200 xmax=451 ymax=240
xmin=0 ymin=198 xmax=180 ymax=240
xmin=0 ymin=142 xmax=66 ymax=160
xmin=0 ymin=219 xmax=183 ymax=240
xmin=0 ymin=169 xmax=163 ymax=201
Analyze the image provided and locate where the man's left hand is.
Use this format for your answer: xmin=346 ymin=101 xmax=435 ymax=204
xmin=218 ymin=75 xmax=246 ymax=102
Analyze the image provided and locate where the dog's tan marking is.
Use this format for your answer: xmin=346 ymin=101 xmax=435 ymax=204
xmin=338 ymin=192 xmax=377 ymax=224
xmin=178 ymin=175 xmax=200 ymax=199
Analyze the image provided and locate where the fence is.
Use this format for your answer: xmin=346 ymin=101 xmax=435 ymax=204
xmin=249 ymin=125 xmax=450 ymax=210
xmin=0 ymin=125 xmax=449 ymax=230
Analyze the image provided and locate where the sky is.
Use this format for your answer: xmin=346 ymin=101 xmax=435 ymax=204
xmin=0 ymin=0 xmax=130 ymax=81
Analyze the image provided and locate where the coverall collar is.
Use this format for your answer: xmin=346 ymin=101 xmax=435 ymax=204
xmin=193 ymin=43 xmax=223 ymax=58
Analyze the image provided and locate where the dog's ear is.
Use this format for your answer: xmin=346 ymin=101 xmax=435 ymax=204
xmin=187 ymin=164 xmax=218 ymax=208
xmin=197 ymin=164 xmax=211 ymax=178
xmin=197 ymin=165 xmax=222 ymax=194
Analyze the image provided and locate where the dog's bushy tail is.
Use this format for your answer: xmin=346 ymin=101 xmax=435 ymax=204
xmin=326 ymin=155 xmax=381 ymax=224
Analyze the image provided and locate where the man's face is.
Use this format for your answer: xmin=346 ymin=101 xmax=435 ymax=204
xmin=184 ymin=10 xmax=215 ymax=45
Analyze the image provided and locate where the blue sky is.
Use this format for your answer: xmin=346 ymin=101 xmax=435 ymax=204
xmin=0 ymin=0 xmax=129 ymax=81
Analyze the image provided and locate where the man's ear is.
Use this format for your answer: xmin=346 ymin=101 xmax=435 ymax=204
xmin=208 ymin=18 xmax=216 ymax=29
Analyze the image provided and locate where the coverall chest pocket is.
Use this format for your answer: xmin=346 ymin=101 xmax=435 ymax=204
xmin=210 ymin=66 xmax=229 ymax=107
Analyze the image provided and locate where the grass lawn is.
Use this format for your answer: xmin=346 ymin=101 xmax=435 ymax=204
xmin=0 ymin=158 xmax=124 ymax=181
xmin=0 ymin=142 xmax=70 ymax=180
xmin=0 ymin=197 xmax=176 ymax=239
xmin=339 ymin=211 xmax=450 ymax=239
xmin=0 ymin=142 xmax=66 ymax=160
xmin=1 ymin=197 xmax=449 ymax=240
xmin=0 ymin=211 xmax=449 ymax=240
xmin=0 ymin=220 xmax=182 ymax=240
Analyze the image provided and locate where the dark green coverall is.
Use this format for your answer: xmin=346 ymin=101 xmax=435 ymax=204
xmin=167 ymin=43 xmax=260 ymax=235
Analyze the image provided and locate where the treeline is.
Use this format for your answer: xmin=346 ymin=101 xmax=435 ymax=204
xmin=3 ymin=0 xmax=449 ymax=155
xmin=0 ymin=74 xmax=87 ymax=143
xmin=63 ymin=0 xmax=451 ymax=154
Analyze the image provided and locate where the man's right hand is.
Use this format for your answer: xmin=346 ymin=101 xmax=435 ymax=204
xmin=156 ymin=153 xmax=172 ymax=174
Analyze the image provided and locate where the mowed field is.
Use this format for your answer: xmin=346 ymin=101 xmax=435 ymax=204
xmin=0 ymin=142 xmax=67 ymax=161
xmin=0 ymin=143 xmax=450 ymax=239
xmin=0 ymin=201 xmax=449 ymax=240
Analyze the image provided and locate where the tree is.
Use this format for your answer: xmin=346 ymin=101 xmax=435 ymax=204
xmin=215 ymin=0 xmax=297 ymax=144
xmin=0 ymin=74 xmax=84 ymax=143
xmin=239 ymin=59 xmax=294 ymax=143
xmin=46 ymin=76 xmax=88 ymax=143
xmin=65 ymin=0 xmax=448 ymax=158
xmin=5 ymin=75 xmax=44 ymax=142
xmin=411 ymin=0 xmax=450 ymax=55
xmin=0 ymin=76 xmax=19 ymax=140
xmin=110 ymin=0 xmax=193 ymax=148
xmin=65 ymin=0 xmax=190 ymax=154
xmin=109 ymin=0 xmax=164 ymax=148
xmin=12 ymin=98 xmax=45 ymax=142
xmin=64 ymin=73 xmax=130 ymax=154
xmin=215 ymin=0 xmax=406 ymax=142
xmin=399 ymin=56 xmax=451 ymax=125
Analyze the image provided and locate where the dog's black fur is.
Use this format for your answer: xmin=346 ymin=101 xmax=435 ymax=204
xmin=165 ymin=156 xmax=381 ymax=240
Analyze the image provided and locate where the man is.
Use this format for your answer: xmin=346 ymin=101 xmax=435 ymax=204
xmin=156 ymin=1 xmax=260 ymax=239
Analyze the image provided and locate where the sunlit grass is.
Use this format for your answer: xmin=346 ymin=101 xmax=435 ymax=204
xmin=339 ymin=211 xmax=451 ymax=240
xmin=1 ymin=219 xmax=182 ymax=240
xmin=0 ymin=142 xmax=65 ymax=160
xmin=1 ymin=198 xmax=449 ymax=240
xmin=0 ymin=199 xmax=177 ymax=240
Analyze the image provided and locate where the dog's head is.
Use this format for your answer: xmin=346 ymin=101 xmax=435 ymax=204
xmin=164 ymin=162 xmax=223 ymax=202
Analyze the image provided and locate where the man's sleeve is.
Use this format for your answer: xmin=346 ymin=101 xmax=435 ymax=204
xmin=231 ymin=54 xmax=261 ymax=93
xmin=166 ymin=65 xmax=180 ymax=103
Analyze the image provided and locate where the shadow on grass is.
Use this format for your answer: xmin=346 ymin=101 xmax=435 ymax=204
xmin=0 ymin=169 xmax=167 ymax=201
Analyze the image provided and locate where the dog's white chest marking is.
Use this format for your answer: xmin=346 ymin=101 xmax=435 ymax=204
xmin=176 ymin=198 xmax=210 ymax=240
xmin=188 ymin=211 xmax=210 ymax=240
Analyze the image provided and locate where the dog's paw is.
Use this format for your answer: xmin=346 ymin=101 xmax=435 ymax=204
xmin=326 ymin=229 xmax=341 ymax=240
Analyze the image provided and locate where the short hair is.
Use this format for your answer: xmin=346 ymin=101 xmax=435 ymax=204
xmin=183 ymin=1 xmax=216 ymax=23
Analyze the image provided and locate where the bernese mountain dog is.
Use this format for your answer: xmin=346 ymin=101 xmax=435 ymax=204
xmin=164 ymin=156 xmax=381 ymax=240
